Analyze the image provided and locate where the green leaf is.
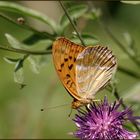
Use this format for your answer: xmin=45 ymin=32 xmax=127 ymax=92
xmin=20 ymin=84 xmax=26 ymax=89
xmin=3 ymin=57 xmax=20 ymax=64
xmin=22 ymin=33 xmax=53 ymax=47
xmin=28 ymin=55 xmax=48 ymax=74
xmin=23 ymin=34 xmax=47 ymax=45
xmin=60 ymin=4 xmax=88 ymax=29
xmin=121 ymin=1 xmax=140 ymax=5
xmin=124 ymin=123 xmax=135 ymax=131
xmin=14 ymin=59 xmax=25 ymax=85
xmin=71 ymin=33 xmax=99 ymax=46
xmin=123 ymin=32 xmax=132 ymax=47
xmin=14 ymin=59 xmax=23 ymax=72
xmin=5 ymin=33 xmax=28 ymax=49
xmin=14 ymin=67 xmax=24 ymax=85
xmin=38 ymin=55 xmax=48 ymax=67
xmin=84 ymin=8 xmax=101 ymax=20
xmin=123 ymin=32 xmax=135 ymax=56
xmin=0 ymin=1 xmax=58 ymax=33
xmin=28 ymin=56 xmax=40 ymax=74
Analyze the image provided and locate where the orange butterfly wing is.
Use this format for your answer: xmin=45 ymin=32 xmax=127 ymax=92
xmin=52 ymin=37 xmax=84 ymax=101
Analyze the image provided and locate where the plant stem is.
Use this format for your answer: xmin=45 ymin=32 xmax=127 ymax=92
xmin=0 ymin=1 xmax=58 ymax=33
xmin=108 ymin=84 xmax=140 ymax=134
xmin=113 ymin=87 xmax=140 ymax=134
xmin=0 ymin=45 xmax=51 ymax=55
xmin=97 ymin=18 xmax=140 ymax=133
xmin=0 ymin=14 xmax=55 ymax=41
xmin=59 ymin=1 xmax=86 ymax=47
xmin=98 ymin=18 xmax=140 ymax=67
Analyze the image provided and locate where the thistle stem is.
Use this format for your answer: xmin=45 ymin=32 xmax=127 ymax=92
xmin=59 ymin=1 xmax=86 ymax=47
xmin=113 ymin=87 xmax=140 ymax=134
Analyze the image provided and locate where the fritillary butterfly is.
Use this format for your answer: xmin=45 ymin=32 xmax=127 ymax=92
xmin=52 ymin=37 xmax=117 ymax=109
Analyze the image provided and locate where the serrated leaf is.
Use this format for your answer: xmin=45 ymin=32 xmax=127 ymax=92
xmin=71 ymin=33 xmax=99 ymax=46
xmin=121 ymin=1 xmax=140 ymax=5
xmin=14 ymin=59 xmax=23 ymax=72
xmin=14 ymin=67 xmax=24 ymax=84
xmin=3 ymin=57 xmax=20 ymax=64
xmin=60 ymin=4 xmax=88 ymax=29
xmin=5 ymin=33 xmax=28 ymax=49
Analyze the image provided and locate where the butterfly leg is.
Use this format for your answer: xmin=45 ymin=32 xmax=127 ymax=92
xmin=93 ymin=99 xmax=101 ymax=102
xmin=68 ymin=108 xmax=73 ymax=117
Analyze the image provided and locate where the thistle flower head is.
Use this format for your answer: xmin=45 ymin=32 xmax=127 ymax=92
xmin=73 ymin=97 xmax=140 ymax=139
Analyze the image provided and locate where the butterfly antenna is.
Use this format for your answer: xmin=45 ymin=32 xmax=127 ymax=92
xmin=40 ymin=103 xmax=70 ymax=111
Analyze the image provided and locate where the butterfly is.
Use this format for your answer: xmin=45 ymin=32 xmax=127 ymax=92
xmin=52 ymin=37 xmax=117 ymax=109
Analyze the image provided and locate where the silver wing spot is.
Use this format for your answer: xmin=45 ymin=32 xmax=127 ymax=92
xmin=75 ymin=46 xmax=117 ymax=99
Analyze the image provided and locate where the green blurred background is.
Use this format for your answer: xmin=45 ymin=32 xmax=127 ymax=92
xmin=0 ymin=1 xmax=140 ymax=139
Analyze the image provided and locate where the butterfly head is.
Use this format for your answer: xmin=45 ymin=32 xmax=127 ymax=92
xmin=71 ymin=98 xmax=91 ymax=109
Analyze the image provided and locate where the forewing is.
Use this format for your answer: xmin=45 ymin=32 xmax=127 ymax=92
xmin=76 ymin=45 xmax=117 ymax=99
xmin=52 ymin=37 xmax=84 ymax=100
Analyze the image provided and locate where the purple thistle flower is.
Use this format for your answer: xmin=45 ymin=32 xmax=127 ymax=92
xmin=73 ymin=97 xmax=140 ymax=139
